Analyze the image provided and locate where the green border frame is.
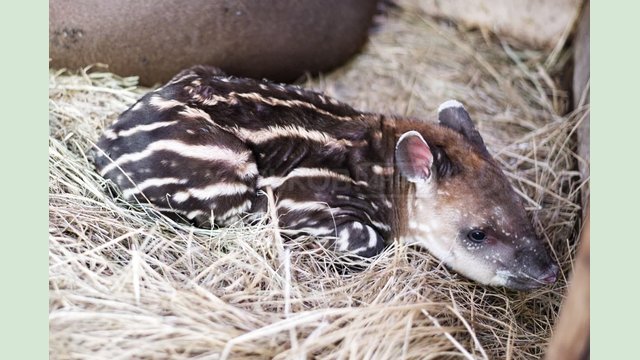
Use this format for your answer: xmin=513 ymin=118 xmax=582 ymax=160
xmin=0 ymin=0 xmax=49 ymax=358
xmin=591 ymin=1 xmax=638 ymax=358
xmin=0 ymin=0 xmax=635 ymax=358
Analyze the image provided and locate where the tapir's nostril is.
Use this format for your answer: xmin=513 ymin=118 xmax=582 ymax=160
xmin=538 ymin=263 xmax=559 ymax=284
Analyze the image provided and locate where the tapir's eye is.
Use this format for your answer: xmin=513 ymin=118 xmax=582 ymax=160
xmin=467 ymin=229 xmax=487 ymax=243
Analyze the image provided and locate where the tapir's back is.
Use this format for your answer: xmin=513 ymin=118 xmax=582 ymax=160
xmin=94 ymin=66 xmax=394 ymax=256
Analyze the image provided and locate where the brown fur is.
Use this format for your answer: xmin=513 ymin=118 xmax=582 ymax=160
xmin=93 ymin=66 xmax=558 ymax=289
xmin=50 ymin=0 xmax=378 ymax=86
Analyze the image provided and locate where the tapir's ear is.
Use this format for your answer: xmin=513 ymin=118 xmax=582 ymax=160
xmin=395 ymin=131 xmax=434 ymax=183
xmin=437 ymin=100 xmax=490 ymax=156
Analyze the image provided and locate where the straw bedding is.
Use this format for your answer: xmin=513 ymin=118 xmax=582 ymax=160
xmin=49 ymin=1 xmax=588 ymax=359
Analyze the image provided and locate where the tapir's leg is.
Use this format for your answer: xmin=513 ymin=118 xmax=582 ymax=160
xmin=261 ymin=175 xmax=387 ymax=257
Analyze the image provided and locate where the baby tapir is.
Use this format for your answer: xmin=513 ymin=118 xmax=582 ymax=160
xmin=93 ymin=65 xmax=558 ymax=291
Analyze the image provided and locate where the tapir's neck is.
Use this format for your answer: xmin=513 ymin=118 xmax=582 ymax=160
xmin=371 ymin=116 xmax=419 ymax=241
xmin=374 ymin=116 xmax=466 ymax=243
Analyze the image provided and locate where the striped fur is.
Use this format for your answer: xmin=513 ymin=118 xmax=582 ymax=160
xmin=93 ymin=64 xmax=558 ymax=287
xmin=93 ymin=66 xmax=400 ymax=255
xmin=93 ymin=66 xmax=460 ymax=255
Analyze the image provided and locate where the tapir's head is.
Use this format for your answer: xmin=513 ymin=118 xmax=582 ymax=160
xmin=395 ymin=100 xmax=558 ymax=291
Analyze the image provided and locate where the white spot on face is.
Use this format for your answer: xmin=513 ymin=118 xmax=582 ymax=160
xmin=489 ymin=270 xmax=513 ymax=286
xmin=400 ymin=181 xmax=503 ymax=285
xmin=464 ymin=241 xmax=482 ymax=251
xmin=408 ymin=220 xmax=418 ymax=230
xmin=416 ymin=223 xmax=433 ymax=233
xmin=492 ymin=206 xmax=506 ymax=227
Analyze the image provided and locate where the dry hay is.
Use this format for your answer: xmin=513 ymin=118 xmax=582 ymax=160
xmin=49 ymin=1 xmax=588 ymax=359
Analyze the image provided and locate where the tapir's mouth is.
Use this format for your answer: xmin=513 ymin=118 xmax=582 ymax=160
xmin=504 ymin=264 xmax=559 ymax=291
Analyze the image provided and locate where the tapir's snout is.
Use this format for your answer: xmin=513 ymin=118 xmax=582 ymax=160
xmin=536 ymin=263 xmax=559 ymax=284
xmin=505 ymin=244 xmax=559 ymax=291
